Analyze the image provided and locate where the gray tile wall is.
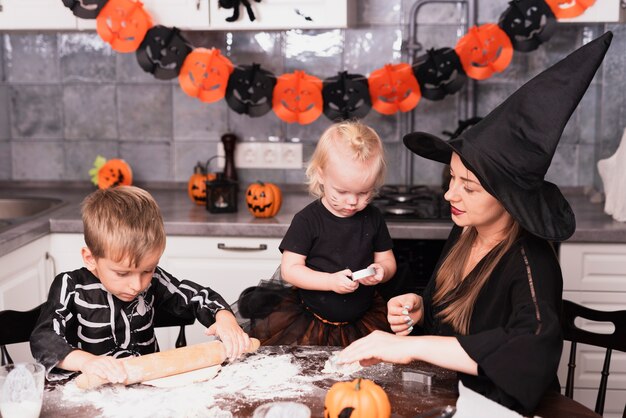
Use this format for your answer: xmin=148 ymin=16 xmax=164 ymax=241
xmin=0 ymin=0 xmax=624 ymax=192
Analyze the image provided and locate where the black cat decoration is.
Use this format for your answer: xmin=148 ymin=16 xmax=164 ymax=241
xmin=414 ymin=48 xmax=466 ymax=101
xmin=322 ymin=71 xmax=371 ymax=121
xmin=498 ymin=0 xmax=556 ymax=52
xmin=225 ymin=63 xmax=276 ymax=117
xmin=62 ymin=0 xmax=108 ymax=19
xmin=218 ymin=0 xmax=262 ymax=22
xmin=136 ymin=26 xmax=192 ymax=80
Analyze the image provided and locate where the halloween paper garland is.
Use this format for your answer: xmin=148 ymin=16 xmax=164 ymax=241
xmin=62 ymin=0 xmax=594 ymax=125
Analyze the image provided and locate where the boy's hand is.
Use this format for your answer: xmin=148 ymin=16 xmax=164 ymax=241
xmin=80 ymin=355 xmax=127 ymax=384
xmin=387 ymin=293 xmax=423 ymax=335
xmin=354 ymin=263 xmax=384 ymax=286
xmin=206 ymin=310 xmax=251 ymax=361
xmin=328 ymin=269 xmax=358 ymax=294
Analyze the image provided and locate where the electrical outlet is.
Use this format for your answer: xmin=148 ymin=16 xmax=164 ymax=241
xmin=216 ymin=142 xmax=303 ymax=169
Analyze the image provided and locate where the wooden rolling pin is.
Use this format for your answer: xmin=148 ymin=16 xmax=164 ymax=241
xmin=75 ymin=338 xmax=260 ymax=390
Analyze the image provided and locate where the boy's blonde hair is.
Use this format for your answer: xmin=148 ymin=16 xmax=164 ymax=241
xmin=306 ymin=120 xmax=386 ymax=198
xmin=81 ymin=185 xmax=166 ymax=267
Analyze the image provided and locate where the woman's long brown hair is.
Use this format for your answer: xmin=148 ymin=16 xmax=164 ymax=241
xmin=432 ymin=221 xmax=520 ymax=334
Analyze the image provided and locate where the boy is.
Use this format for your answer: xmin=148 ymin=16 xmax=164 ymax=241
xmin=30 ymin=186 xmax=250 ymax=382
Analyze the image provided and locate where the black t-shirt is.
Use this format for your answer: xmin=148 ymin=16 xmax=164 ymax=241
xmin=280 ymin=200 xmax=393 ymax=322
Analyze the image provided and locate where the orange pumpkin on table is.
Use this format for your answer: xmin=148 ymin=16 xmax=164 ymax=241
xmin=324 ymin=378 xmax=391 ymax=418
xmin=245 ymin=181 xmax=282 ymax=218
xmin=89 ymin=155 xmax=133 ymax=189
xmin=187 ymin=161 xmax=217 ymax=205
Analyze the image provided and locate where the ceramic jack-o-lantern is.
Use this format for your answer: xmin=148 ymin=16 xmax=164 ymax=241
xmin=498 ymin=0 xmax=557 ymax=52
xmin=245 ymin=181 xmax=282 ymax=218
xmin=368 ymin=63 xmax=421 ymax=115
xmin=225 ymin=63 xmax=277 ymax=117
xmin=544 ymin=0 xmax=595 ymax=19
xmin=62 ymin=0 xmax=108 ymax=19
xmin=96 ymin=0 xmax=153 ymax=53
xmin=414 ymin=48 xmax=467 ymax=101
xmin=322 ymin=71 xmax=371 ymax=121
xmin=179 ymin=48 xmax=234 ymax=103
xmin=89 ymin=155 xmax=133 ymax=189
xmin=136 ymin=26 xmax=193 ymax=80
xmin=324 ymin=378 xmax=391 ymax=418
xmin=272 ymin=70 xmax=323 ymax=125
xmin=187 ymin=161 xmax=217 ymax=205
xmin=455 ymin=24 xmax=513 ymax=80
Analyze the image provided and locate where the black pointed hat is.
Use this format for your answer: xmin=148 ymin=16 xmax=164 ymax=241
xmin=404 ymin=32 xmax=613 ymax=241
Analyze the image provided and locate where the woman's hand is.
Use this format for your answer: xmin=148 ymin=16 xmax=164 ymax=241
xmin=337 ymin=330 xmax=417 ymax=366
xmin=206 ymin=310 xmax=251 ymax=361
xmin=387 ymin=293 xmax=423 ymax=335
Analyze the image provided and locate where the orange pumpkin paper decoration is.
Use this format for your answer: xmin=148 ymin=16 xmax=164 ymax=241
xmin=455 ymin=24 xmax=513 ymax=81
xmin=179 ymin=48 xmax=234 ymax=103
xmin=96 ymin=0 xmax=153 ymax=53
xmin=272 ymin=70 xmax=323 ymax=125
xmin=89 ymin=155 xmax=133 ymax=189
xmin=246 ymin=181 xmax=282 ymax=218
xmin=187 ymin=162 xmax=217 ymax=205
xmin=544 ymin=0 xmax=595 ymax=19
xmin=324 ymin=378 xmax=391 ymax=418
xmin=368 ymin=63 xmax=421 ymax=115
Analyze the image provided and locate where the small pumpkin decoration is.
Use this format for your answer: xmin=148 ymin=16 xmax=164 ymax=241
xmin=188 ymin=161 xmax=217 ymax=205
xmin=246 ymin=181 xmax=282 ymax=218
xmin=136 ymin=26 xmax=193 ymax=80
xmin=225 ymin=63 xmax=277 ymax=118
xmin=455 ymin=24 xmax=513 ymax=80
xmin=544 ymin=0 xmax=595 ymax=19
xmin=368 ymin=63 xmax=421 ymax=115
xmin=324 ymin=378 xmax=391 ymax=418
xmin=322 ymin=71 xmax=372 ymax=122
xmin=498 ymin=0 xmax=557 ymax=53
xmin=414 ymin=47 xmax=467 ymax=101
xmin=272 ymin=70 xmax=323 ymax=125
xmin=179 ymin=48 xmax=234 ymax=103
xmin=96 ymin=0 xmax=153 ymax=53
xmin=89 ymin=155 xmax=133 ymax=189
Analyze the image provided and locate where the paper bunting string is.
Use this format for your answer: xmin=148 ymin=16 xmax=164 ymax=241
xmin=63 ymin=0 xmax=593 ymax=124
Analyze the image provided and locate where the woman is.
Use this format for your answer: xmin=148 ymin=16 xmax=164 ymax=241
xmin=337 ymin=32 xmax=613 ymax=415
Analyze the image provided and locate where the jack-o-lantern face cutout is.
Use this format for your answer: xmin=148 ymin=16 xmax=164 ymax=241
xmin=455 ymin=24 xmax=513 ymax=80
xmin=179 ymin=48 xmax=234 ymax=103
xmin=414 ymin=48 xmax=467 ymax=101
xmin=368 ymin=63 xmax=421 ymax=115
xmin=498 ymin=0 xmax=556 ymax=52
xmin=322 ymin=71 xmax=371 ymax=121
xmin=96 ymin=0 xmax=152 ymax=53
xmin=136 ymin=26 xmax=192 ymax=80
xmin=245 ymin=182 xmax=282 ymax=218
xmin=544 ymin=0 xmax=595 ymax=19
xmin=62 ymin=0 xmax=108 ymax=19
xmin=272 ymin=70 xmax=323 ymax=125
xmin=225 ymin=63 xmax=276 ymax=117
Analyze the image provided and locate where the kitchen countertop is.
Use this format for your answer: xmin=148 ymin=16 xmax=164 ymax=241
xmin=1 ymin=182 xmax=626 ymax=257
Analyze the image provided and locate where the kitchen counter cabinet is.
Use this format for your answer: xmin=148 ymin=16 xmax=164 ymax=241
xmin=557 ymin=242 xmax=626 ymax=418
xmin=0 ymin=0 xmax=78 ymax=30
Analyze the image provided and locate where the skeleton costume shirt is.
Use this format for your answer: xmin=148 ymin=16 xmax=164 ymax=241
xmin=31 ymin=267 xmax=230 ymax=377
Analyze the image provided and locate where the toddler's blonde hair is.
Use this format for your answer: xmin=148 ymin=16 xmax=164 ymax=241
xmin=81 ymin=185 xmax=166 ymax=267
xmin=306 ymin=120 xmax=386 ymax=198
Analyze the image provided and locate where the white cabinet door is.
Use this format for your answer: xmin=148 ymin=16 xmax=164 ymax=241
xmin=558 ymin=0 xmax=624 ymax=23
xmin=560 ymin=243 xmax=626 ymax=292
xmin=0 ymin=235 xmax=52 ymax=363
xmin=47 ymin=234 xmax=85 ymax=285
xmin=209 ymin=0 xmax=355 ymax=30
xmin=158 ymin=236 xmax=282 ymax=349
xmin=142 ymin=0 xmax=210 ymax=30
xmin=0 ymin=0 xmax=78 ymax=29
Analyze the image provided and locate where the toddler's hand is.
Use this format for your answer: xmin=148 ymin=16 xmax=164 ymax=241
xmin=328 ymin=269 xmax=358 ymax=294
xmin=387 ymin=293 xmax=423 ymax=335
xmin=206 ymin=310 xmax=251 ymax=361
xmin=354 ymin=263 xmax=384 ymax=286
xmin=80 ymin=355 xmax=127 ymax=384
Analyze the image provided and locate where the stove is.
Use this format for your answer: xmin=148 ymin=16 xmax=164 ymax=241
xmin=372 ymin=185 xmax=451 ymax=221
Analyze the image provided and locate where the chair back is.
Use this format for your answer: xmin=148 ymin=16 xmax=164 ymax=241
xmin=153 ymin=308 xmax=195 ymax=348
xmin=0 ymin=304 xmax=44 ymax=365
xmin=561 ymin=299 xmax=626 ymax=416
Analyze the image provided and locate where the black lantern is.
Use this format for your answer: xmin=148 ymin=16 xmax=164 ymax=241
xmin=206 ymin=173 xmax=238 ymax=213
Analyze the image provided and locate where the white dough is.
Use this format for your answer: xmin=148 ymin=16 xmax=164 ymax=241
xmin=321 ymin=353 xmax=363 ymax=375
xmin=141 ymin=365 xmax=222 ymax=388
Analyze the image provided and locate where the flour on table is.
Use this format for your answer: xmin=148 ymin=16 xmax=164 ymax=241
xmin=60 ymin=352 xmax=324 ymax=417
xmin=322 ymin=352 xmax=363 ymax=375
xmin=142 ymin=365 xmax=221 ymax=388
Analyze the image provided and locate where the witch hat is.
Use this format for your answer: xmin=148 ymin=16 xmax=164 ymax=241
xmin=404 ymin=31 xmax=613 ymax=241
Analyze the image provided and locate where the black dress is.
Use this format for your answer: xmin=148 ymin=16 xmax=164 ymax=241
xmin=420 ymin=225 xmax=563 ymax=415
